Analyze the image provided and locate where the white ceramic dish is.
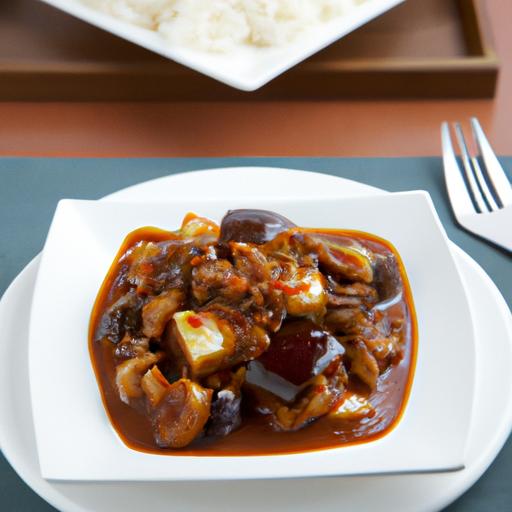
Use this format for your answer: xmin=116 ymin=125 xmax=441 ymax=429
xmin=39 ymin=0 xmax=404 ymax=90
xmin=29 ymin=190 xmax=475 ymax=481
xmin=0 ymin=169 xmax=511 ymax=511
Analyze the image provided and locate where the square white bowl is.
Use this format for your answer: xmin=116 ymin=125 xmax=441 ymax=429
xmin=29 ymin=192 xmax=475 ymax=481
xmin=40 ymin=0 xmax=404 ymax=91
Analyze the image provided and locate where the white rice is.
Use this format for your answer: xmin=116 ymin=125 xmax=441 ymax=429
xmin=84 ymin=0 xmax=368 ymax=52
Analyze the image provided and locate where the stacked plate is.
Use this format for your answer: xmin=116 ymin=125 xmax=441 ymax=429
xmin=1 ymin=168 xmax=511 ymax=511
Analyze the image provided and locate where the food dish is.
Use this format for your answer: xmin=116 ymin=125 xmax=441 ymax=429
xmin=90 ymin=209 xmax=416 ymax=453
xmin=1 ymin=169 xmax=511 ymax=511
xmin=39 ymin=0 xmax=404 ymax=90
xmin=83 ymin=0 xmax=369 ymax=52
xmin=29 ymin=191 xmax=473 ymax=480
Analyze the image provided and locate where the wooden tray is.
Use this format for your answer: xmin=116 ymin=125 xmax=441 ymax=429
xmin=0 ymin=0 xmax=499 ymax=100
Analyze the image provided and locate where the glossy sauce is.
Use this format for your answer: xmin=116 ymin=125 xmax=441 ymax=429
xmin=89 ymin=226 xmax=417 ymax=456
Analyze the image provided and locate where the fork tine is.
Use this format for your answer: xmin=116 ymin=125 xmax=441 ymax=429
xmin=453 ymin=123 xmax=488 ymax=213
xmin=441 ymin=122 xmax=475 ymax=218
xmin=471 ymin=156 xmax=500 ymax=211
xmin=471 ymin=117 xmax=512 ymax=206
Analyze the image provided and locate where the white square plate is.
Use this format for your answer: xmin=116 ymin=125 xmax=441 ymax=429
xmin=29 ymin=191 xmax=475 ymax=481
xmin=39 ymin=0 xmax=404 ymax=90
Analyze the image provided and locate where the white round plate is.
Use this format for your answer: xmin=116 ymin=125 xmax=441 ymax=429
xmin=1 ymin=168 xmax=511 ymax=512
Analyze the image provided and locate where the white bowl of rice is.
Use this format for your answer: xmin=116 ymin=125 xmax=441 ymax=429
xmin=40 ymin=0 xmax=404 ymax=90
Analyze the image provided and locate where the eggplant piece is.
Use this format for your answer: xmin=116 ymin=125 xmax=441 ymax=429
xmin=127 ymin=239 xmax=198 ymax=296
xmin=207 ymin=389 xmax=242 ymax=437
xmin=206 ymin=368 xmax=245 ymax=437
xmin=220 ymin=209 xmax=296 ymax=245
xmin=96 ymin=290 xmax=144 ymax=344
xmin=114 ymin=335 xmax=149 ymax=362
xmin=246 ymin=320 xmax=344 ymax=405
xmin=255 ymin=320 xmax=345 ymax=387
xmin=246 ymin=360 xmax=303 ymax=402
xmin=373 ymin=253 xmax=403 ymax=305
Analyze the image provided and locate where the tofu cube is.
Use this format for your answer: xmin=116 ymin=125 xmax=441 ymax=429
xmin=285 ymin=268 xmax=327 ymax=316
xmin=172 ymin=310 xmax=231 ymax=377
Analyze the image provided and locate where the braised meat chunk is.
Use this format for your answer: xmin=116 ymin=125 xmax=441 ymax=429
xmin=90 ymin=210 xmax=416 ymax=454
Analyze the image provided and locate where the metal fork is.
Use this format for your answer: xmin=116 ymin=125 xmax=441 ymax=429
xmin=441 ymin=117 xmax=512 ymax=252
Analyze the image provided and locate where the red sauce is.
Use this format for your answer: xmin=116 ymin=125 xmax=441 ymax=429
xmin=89 ymin=225 xmax=417 ymax=456
xmin=187 ymin=315 xmax=204 ymax=328
xmin=273 ymin=280 xmax=311 ymax=295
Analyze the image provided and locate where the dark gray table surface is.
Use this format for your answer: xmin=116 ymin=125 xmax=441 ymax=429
xmin=0 ymin=157 xmax=510 ymax=512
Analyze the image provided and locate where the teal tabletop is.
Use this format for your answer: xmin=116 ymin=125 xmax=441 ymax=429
xmin=0 ymin=157 xmax=510 ymax=511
